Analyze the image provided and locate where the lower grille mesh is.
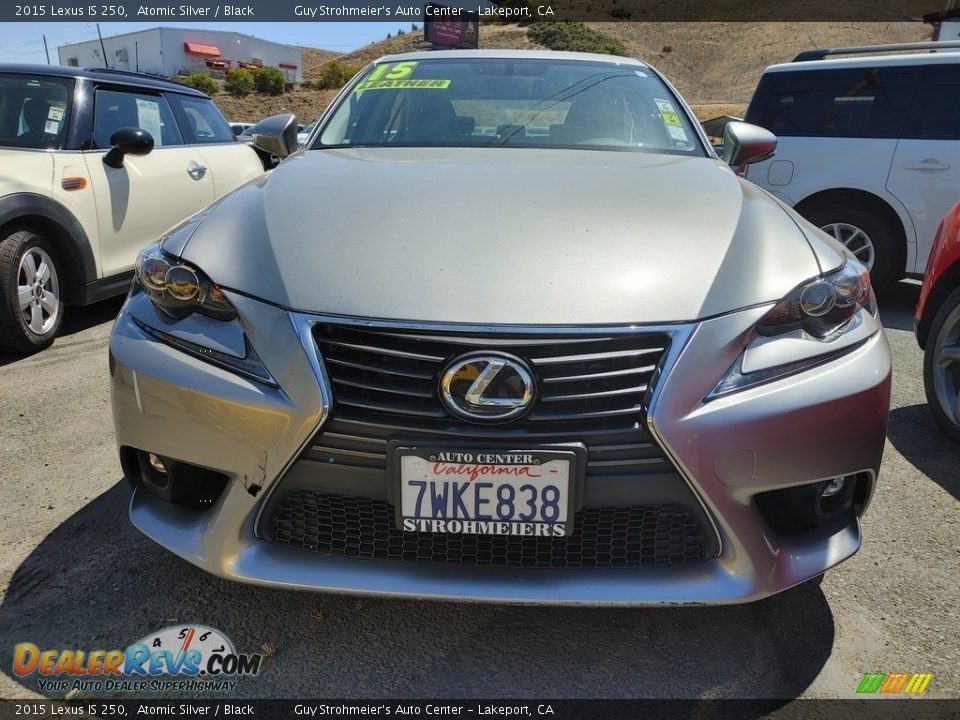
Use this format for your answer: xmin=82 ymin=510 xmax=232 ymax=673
xmin=269 ymin=490 xmax=707 ymax=568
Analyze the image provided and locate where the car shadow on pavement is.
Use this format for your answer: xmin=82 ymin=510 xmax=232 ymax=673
xmin=0 ymin=297 xmax=124 ymax=368
xmin=0 ymin=481 xmax=835 ymax=702
xmin=878 ymin=280 xmax=921 ymax=332
xmin=887 ymin=404 xmax=960 ymax=503
xmin=58 ymin=297 xmax=125 ymax=339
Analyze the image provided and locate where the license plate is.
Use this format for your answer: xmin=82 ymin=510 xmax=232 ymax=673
xmin=394 ymin=448 xmax=574 ymax=537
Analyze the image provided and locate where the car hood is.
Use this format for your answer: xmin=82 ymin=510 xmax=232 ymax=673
xmin=175 ymin=147 xmax=825 ymax=325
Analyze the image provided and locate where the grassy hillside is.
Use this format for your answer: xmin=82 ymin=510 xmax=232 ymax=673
xmin=301 ymin=47 xmax=343 ymax=78
xmin=597 ymin=22 xmax=929 ymax=108
xmin=212 ymin=22 xmax=932 ymax=125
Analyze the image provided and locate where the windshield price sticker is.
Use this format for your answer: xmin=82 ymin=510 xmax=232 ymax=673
xmin=355 ymin=61 xmax=452 ymax=91
xmin=655 ymin=97 xmax=689 ymax=142
xmin=355 ymin=79 xmax=451 ymax=91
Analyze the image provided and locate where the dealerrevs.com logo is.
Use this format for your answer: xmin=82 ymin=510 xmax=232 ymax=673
xmin=13 ymin=625 xmax=261 ymax=693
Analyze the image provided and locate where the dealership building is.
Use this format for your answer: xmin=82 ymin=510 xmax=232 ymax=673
xmin=57 ymin=27 xmax=303 ymax=83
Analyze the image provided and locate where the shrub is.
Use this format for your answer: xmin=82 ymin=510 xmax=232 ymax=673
xmin=526 ymin=22 xmax=628 ymax=56
xmin=253 ymin=66 xmax=285 ymax=96
xmin=314 ymin=61 xmax=361 ymax=90
xmin=181 ymin=72 xmax=219 ymax=95
xmin=224 ymin=68 xmax=255 ymax=96
xmin=609 ymin=6 xmax=631 ymax=19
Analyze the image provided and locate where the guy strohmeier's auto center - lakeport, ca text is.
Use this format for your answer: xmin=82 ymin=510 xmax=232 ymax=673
xmin=13 ymin=2 xmax=555 ymax=18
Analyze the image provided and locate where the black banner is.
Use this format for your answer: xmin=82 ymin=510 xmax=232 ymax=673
xmin=1 ymin=0 xmax=951 ymax=22
xmin=2 ymin=700 xmax=960 ymax=720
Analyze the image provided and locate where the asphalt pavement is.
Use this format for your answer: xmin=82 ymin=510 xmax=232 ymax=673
xmin=1 ymin=281 xmax=958 ymax=700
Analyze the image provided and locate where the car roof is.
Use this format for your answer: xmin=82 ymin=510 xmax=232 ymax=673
xmin=375 ymin=49 xmax=648 ymax=67
xmin=763 ymin=49 xmax=960 ymax=74
xmin=0 ymin=63 xmax=208 ymax=96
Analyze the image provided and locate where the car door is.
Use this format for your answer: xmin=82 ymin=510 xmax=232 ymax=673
xmin=167 ymin=93 xmax=265 ymax=199
xmin=82 ymin=86 xmax=215 ymax=278
xmin=886 ymin=64 xmax=960 ymax=273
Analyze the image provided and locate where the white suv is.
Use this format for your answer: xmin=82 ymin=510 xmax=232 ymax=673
xmin=0 ymin=64 xmax=292 ymax=353
xmin=743 ymin=41 xmax=960 ymax=290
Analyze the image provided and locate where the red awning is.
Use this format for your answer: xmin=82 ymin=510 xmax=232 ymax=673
xmin=279 ymin=63 xmax=297 ymax=69
xmin=184 ymin=42 xmax=220 ymax=56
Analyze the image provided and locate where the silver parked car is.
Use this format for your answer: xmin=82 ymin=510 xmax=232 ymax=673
xmin=110 ymin=50 xmax=891 ymax=605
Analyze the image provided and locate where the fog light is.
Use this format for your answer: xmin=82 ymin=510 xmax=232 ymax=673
xmin=821 ymin=477 xmax=845 ymax=498
xmin=147 ymin=453 xmax=167 ymax=474
xmin=755 ymin=473 xmax=863 ymax=533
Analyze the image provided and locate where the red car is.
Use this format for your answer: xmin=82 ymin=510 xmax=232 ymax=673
xmin=916 ymin=202 xmax=960 ymax=444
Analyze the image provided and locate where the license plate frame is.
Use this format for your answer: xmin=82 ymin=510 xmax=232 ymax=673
xmin=387 ymin=442 xmax=586 ymax=537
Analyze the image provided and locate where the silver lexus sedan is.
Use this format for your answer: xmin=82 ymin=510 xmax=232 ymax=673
xmin=109 ymin=50 xmax=891 ymax=605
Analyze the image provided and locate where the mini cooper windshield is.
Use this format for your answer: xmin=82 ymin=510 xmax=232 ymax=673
xmin=318 ymin=57 xmax=705 ymax=156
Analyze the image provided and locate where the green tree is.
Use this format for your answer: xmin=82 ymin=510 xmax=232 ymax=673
xmin=223 ymin=68 xmax=255 ymax=96
xmin=181 ymin=72 xmax=219 ymax=95
xmin=527 ymin=22 xmax=628 ymax=56
xmin=316 ymin=61 xmax=360 ymax=90
xmin=253 ymin=66 xmax=285 ymax=96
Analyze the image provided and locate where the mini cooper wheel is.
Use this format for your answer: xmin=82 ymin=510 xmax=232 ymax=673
xmin=0 ymin=229 xmax=64 ymax=354
xmin=924 ymin=286 xmax=960 ymax=445
xmin=805 ymin=205 xmax=898 ymax=292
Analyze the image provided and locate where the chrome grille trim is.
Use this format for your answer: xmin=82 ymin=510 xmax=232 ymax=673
xmin=326 ymin=356 xmax=434 ymax=380
xmin=306 ymin=322 xmax=678 ymax=478
xmin=324 ymin=340 xmax=445 ymax=362
xmin=543 ymin=364 xmax=656 ymax=383
xmin=530 ymin=347 xmax=665 ymax=365
xmin=542 ymin=384 xmax=648 ymax=402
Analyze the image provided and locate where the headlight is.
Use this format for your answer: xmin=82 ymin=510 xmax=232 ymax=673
xmin=707 ymin=258 xmax=878 ymax=401
xmin=135 ymin=244 xmax=236 ymax=321
xmin=756 ymin=259 xmax=873 ymax=339
xmin=130 ymin=243 xmax=275 ymax=386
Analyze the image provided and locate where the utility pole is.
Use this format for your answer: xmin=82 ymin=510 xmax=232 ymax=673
xmin=42 ymin=35 xmax=50 ymax=64
xmin=96 ymin=23 xmax=109 ymax=68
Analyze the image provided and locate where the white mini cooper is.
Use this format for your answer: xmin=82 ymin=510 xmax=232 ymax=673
xmin=0 ymin=64 xmax=293 ymax=353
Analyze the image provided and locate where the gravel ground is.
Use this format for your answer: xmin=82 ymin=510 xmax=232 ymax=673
xmin=0 ymin=281 xmax=958 ymax=700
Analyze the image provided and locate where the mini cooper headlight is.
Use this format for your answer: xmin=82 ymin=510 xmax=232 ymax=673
xmin=135 ymin=245 xmax=236 ymax=321
xmin=756 ymin=259 xmax=873 ymax=339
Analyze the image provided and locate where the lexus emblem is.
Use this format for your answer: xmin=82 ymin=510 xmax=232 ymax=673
xmin=439 ymin=352 xmax=535 ymax=422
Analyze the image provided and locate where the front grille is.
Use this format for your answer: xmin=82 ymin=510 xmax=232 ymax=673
xmin=307 ymin=324 xmax=674 ymax=477
xmin=271 ymin=490 xmax=707 ymax=568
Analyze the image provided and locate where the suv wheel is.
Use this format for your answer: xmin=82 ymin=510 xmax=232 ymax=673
xmin=805 ymin=206 xmax=898 ymax=291
xmin=0 ymin=229 xmax=64 ymax=354
xmin=924 ymin=286 xmax=960 ymax=445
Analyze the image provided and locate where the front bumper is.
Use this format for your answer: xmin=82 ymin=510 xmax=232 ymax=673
xmin=110 ymin=292 xmax=891 ymax=605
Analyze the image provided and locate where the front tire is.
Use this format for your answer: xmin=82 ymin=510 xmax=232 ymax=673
xmin=805 ymin=205 xmax=899 ymax=292
xmin=0 ymin=229 xmax=64 ymax=354
xmin=924 ymin=286 xmax=960 ymax=445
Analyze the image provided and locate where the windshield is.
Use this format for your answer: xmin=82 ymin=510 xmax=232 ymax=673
xmin=0 ymin=74 xmax=72 ymax=150
xmin=317 ymin=58 xmax=704 ymax=156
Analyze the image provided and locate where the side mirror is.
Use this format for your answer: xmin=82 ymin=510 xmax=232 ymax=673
xmin=103 ymin=127 xmax=154 ymax=169
xmin=249 ymin=113 xmax=298 ymax=159
xmin=722 ymin=121 xmax=776 ymax=168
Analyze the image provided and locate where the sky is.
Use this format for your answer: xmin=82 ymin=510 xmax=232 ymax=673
xmin=0 ymin=22 xmax=408 ymax=65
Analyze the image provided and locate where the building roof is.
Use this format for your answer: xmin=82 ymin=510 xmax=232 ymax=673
xmin=58 ymin=26 xmax=300 ymax=52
